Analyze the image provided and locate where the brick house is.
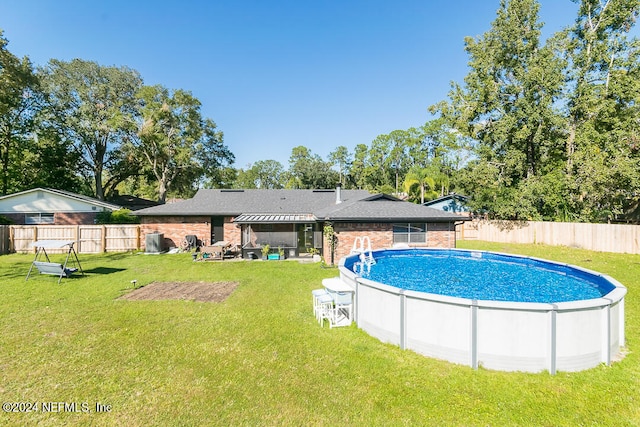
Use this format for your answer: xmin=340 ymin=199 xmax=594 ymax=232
xmin=0 ymin=188 xmax=121 ymax=225
xmin=134 ymin=186 xmax=469 ymax=261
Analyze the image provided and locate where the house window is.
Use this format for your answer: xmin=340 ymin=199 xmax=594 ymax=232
xmin=393 ymin=223 xmax=426 ymax=243
xmin=25 ymin=213 xmax=54 ymax=224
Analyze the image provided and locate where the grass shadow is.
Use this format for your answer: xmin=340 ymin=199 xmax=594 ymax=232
xmin=1 ymin=269 xmax=32 ymax=281
xmin=83 ymin=267 xmax=127 ymax=275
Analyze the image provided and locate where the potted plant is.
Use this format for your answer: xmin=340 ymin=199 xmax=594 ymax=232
xmin=308 ymin=247 xmax=321 ymax=262
xmin=261 ymin=244 xmax=270 ymax=260
xmin=278 ymin=246 xmax=285 ymax=260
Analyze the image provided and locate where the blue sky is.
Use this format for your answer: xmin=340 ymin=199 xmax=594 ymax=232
xmin=1 ymin=1 xmax=589 ymax=168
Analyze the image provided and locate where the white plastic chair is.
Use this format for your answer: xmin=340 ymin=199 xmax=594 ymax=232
xmin=326 ymin=289 xmax=353 ymax=328
xmin=312 ymin=289 xmax=333 ymax=326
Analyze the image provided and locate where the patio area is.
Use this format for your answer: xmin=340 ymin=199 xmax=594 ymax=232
xmin=238 ymin=222 xmax=323 ymax=259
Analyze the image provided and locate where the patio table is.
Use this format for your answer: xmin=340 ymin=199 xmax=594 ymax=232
xmin=321 ymin=277 xmax=354 ymax=292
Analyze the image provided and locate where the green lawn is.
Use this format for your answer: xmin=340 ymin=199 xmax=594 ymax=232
xmin=1 ymin=242 xmax=639 ymax=426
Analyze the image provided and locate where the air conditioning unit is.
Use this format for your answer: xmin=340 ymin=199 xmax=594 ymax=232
xmin=145 ymin=232 xmax=164 ymax=254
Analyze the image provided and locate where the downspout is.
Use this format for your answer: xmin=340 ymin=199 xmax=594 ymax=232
xmin=332 ymin=183 xmax=341 ymax=265
xmin=454 ymin=220 xmax=465 ymax=247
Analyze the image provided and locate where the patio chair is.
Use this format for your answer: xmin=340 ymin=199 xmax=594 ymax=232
xmin=312 ymin=288 xmax=330 ymax=325
xmin=314 ymin=291 xmax=334 ymax=327
xmin=184 ymin=235 xmax=199 ymax=250
xmin=326 ymin=289 xmax=353 ymax=328
xmin=224 ymin=243 xmax=241 ymax=259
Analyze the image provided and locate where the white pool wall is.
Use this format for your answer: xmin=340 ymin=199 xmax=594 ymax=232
xmin=339 ymin=248 xmax=626 ymax=374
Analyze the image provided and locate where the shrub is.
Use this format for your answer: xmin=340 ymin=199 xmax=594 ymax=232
xmin=0 ymin=215 xmax=14 ymax=225
xmin=95 ymin=209 xmax=140 ymax=224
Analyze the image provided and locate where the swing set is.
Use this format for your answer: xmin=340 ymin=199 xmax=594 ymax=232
xmin=25 ymin=240 xmax=84 ymax=284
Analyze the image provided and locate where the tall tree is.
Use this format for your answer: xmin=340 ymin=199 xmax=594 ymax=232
xmin=362 ymin=133 xmax=394 ymax=192
xmin=564 ymin=0 xmax=640 ymax=170
xmin=388 ymin=129 xmax=413 ymax=194
xmin=0 ymin=30 xmax=41 ymax=195
xmin=328 ymin=145 xmax=351 ymax=186
xmin=287 ymin=146 xmax=338 ymax=189
xmin=433 ymin=0 xmax=566 ymax=219
xmin=403 ymin=166 xmax=436 ymax=204
xmin=234 ymin=166 xmax=259 ymax=189
xmin=134 ymin=85 xmax=233 ymax=202
xmin=348 ymin=143 xmax=368 ymax=189
xmin=417 ymin=118 xmax=466 ymax=172
xmin=40 ymin=59 xmax=143 ymax=200
xmin=193 ymin=118 xmax=235 ymax=189
xmin=236 ymin=160 xmax=285 ymax=189
xmin=561 ymin=0 xmax=640 ymax=220
xmin=15 ymin=130 xmax=85 ymax=193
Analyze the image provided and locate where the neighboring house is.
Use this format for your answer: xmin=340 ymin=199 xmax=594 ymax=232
xmin=134 ymin=186 xmax=469 ymax=261
xmin=0 ymin=188 xmax=121 ymax=225
xmin=422 ymin=194 xmax=471 ymax=215
xmin=108 ymin=193 xmax=161 ymax=211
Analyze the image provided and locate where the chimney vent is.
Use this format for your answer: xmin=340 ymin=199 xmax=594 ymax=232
xmin=336 ymin=183 xmax=342 ymax=204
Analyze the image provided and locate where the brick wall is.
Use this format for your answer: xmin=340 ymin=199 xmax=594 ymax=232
xmin=2 ymin=212 xmax=97 ymax=225
xmin=329 ymin=223 xmax=394 ymax=261
xmin=223 ymin=220 xmax=242 ymax=247
xmin=55 ymin=212 xmax=97 ymax=225
xmin=140 ymin=216 xmax=241 ymax=250
xmin=140 ymin=216 xmax=210 ymax=249
xmin=140 ymin=217 xmax=458 ymax=256
xmin=327 ymin=221 xmax=458 ymax=262
xmin=426 ymin=222 xmax=457 ymax=248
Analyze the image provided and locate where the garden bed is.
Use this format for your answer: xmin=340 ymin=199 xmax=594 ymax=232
xmin=119 ymin=281 xmax=239 ymax=302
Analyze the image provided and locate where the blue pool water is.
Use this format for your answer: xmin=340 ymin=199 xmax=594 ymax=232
xmin=347 ymin=249 xmax=615 ymax=303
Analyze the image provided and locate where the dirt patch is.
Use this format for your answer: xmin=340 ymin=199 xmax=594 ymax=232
xmin=119 ymin=281 xmax=239 ymax=303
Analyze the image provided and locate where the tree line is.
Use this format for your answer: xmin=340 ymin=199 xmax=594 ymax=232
xmin=0 ymin=40 xmax=234 ymax=203
xmin=234 ymin=119 xmax=461 ymax=208
xmin=241 ymin=0 xmax=640 ymax=224
xmin=0 ymin=26 xmax=456 ymax=206
xmin=437 ymin=0 xmax=640 ymax=222
xmin=2 ymin=0 xmax=640 ymax=223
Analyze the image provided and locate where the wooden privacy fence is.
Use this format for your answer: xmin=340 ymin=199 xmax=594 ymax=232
xmin=459 ymin=219 xmax=640 ymax=254
xmin=9 ymin=225 xmax=141 ymax=254
xmin=3 ymin=222 xmax=640 ymax=255
xmin=0 ymin=226 xmax=9 ymax=254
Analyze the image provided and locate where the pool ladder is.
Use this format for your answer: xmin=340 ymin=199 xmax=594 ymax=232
xmin=351 ymin=236 xmax=376 ymax=275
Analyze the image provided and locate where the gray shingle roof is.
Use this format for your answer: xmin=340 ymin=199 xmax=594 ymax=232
xmin=134 ymin=189 xmax=467 ymax=222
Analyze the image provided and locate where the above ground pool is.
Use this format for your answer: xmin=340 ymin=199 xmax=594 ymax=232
xmin=347 ymin=249 xmax=615 ymax=303
xmin=339 ymin=248 xmax=627 ymax=374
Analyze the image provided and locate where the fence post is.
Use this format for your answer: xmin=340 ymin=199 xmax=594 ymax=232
xmin=102 ymin=225 xmax=107 ymax=253
xmin=32 ymin=226 xmax=38 ymax=253
xmin=0 ymin=226 xmax=7 ymax=254
xmin=9 ymin=226 xmax=15 ymax=253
